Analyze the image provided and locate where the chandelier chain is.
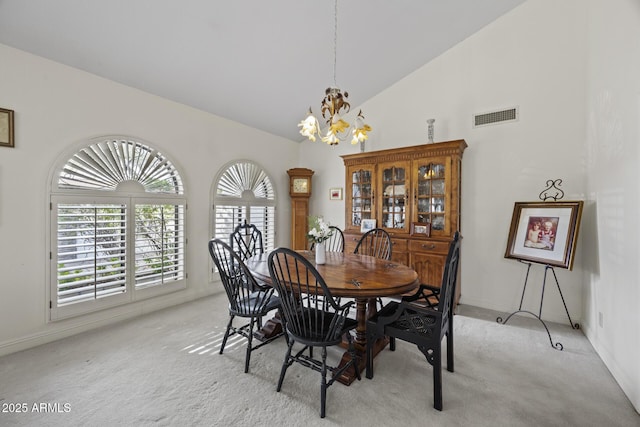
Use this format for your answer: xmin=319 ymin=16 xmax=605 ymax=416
xmin=333 ymin=0 xmax=338 ymax=87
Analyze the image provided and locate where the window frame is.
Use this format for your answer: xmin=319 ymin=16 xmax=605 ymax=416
xmin=211 ymin=160 xmax=277 ymax=277
xmin=48 ymin=137 xmax=187 ymax=321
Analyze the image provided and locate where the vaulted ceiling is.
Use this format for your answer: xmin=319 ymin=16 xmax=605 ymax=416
xmin=0 ymin=0 xmax=526 ymax=142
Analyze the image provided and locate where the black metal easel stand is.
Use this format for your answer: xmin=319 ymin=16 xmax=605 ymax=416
xmin=496 ymin=261 xmax=580 ymax=350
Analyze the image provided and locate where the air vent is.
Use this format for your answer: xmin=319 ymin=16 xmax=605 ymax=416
xmin=473 ymin=107 xmax=519 ymax=128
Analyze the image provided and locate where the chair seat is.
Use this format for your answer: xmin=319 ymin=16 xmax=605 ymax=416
xmin=286 ymin=309 xmax=358 ymax=346
xmin=399 ymin=283 xmax=440 ymax=308
xmin=230 ymin=292 xmax=281 ymax=317
xmin=387 ymin=283 xmax=440 ymax=308
xmin=371 ymin=301 xmax=439 ymax=338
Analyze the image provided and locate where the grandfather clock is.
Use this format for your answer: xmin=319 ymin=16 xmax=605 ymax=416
xmin=287 ymin=168 xmax=314 ymax=250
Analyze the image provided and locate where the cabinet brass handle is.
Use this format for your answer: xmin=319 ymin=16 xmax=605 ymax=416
xmin=421 ymin=244 xmax=436 ymax=250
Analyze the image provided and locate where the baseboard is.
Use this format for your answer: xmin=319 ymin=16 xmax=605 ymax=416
xmin=582 ymin=322 xmax=640 ymax=413
xmin=0 ymin=288 xmax=215 ymax=358
xmin=459 ymin=294 xmax=582 ymax=326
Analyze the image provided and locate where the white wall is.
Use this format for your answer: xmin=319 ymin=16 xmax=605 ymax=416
xmin=300 ymin=0 xmax=639 ymax=412
xmin=584 ymin=0 xmax=640 ymax=412
xmin=302 ymin=0 xmax=587 ymax=322
xmin=0 ymin=43 xmax=298 ymax=356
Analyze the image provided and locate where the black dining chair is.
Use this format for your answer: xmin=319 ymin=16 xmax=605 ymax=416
xmin=208 ymin=238 xmax=284 ymax=373
xmin=365 ymin=231 xmax=460 ymax=411
xmin=309 ymin=225 xmax=345 ymax=252
xmin=353 ymin=227 xmax=392 ymax=260
xmin=354 ymin=227 xmax=392 ymax=309
xmin=230 ymin=221 xmax=264 ymax=262
xmin=230 ymin=221 xmax=268 ymax=293
xmin=267 ymin=247 xmax=361 ymax=418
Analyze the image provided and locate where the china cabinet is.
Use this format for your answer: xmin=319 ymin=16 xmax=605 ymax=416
xmin=342 ymin=140 xmax=467 ymax=302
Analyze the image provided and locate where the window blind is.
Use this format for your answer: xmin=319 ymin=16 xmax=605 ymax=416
xmin=56 ymin=203 xmax=127 ymax=306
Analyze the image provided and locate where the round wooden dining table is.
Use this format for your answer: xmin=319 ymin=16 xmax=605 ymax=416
xmin=245 ymin=250 xmax=419 ymax=385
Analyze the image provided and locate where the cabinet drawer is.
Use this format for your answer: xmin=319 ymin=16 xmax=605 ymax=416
xmin=409 ymin=240 xmax=450 ymax=254
xmin=390 ymin=238 xmax=408 ymax=252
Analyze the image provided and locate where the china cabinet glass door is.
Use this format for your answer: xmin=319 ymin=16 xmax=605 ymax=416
xmin=379 ymin=161 xmax=410 ymax=232
xmin=348 ymin=165 xmax=374 ymax=229
xmin=414 ymin=157 xmax=451 ymax=234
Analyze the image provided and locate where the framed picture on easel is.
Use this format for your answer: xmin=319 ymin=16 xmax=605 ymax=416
xmin=504 ymin=201 xmax=583 ymax=270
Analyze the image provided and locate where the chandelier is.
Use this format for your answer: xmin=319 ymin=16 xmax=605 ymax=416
xmin=298 ymin=0 xmax=371 ymax=146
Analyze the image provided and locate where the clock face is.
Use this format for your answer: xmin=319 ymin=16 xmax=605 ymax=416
xmin=293 ymin=178 xmax=309 ymax=193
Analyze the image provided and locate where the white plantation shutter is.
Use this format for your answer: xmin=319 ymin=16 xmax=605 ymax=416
xmin=56 ymin=203 xmax=127 ymax=305
xmin=134 ymin=203 xmax=185 ymax=288
xmin=214 ymin=161 xmax=276 ymax=250
xmin=213 ymin=205 xmax=244 ymax=240
xmin=59 ymin=139 xmax=184 ymax=193
xmin=50 ymin=137 xmax=186 ymax=321
xmin=216 ymin=161 xmax=272 ymax=198
xmin=249 ymin=205 xmax=276 ymax=249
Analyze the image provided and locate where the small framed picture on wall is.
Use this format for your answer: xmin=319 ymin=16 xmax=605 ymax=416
xmin=0 ymin=108 xmax=15 ymax=148
xmin=329 ymin=188 xmax=343 ymax=200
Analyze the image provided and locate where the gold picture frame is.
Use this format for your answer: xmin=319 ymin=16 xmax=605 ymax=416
xmin=504 ymin=201 xmax=583 ymax=270
xmin=0 ymin=108 xmax=14 ymax=148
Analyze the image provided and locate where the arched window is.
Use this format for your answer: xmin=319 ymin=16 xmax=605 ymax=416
xmin=213 ymin=160 xmax=276 ymax=250
xmin=49 ymin=137 xmax=186 ymax=320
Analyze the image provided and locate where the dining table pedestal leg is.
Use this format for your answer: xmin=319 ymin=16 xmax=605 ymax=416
xmin=253 ymin=312 xmax=283 ymax=342
xmin=335 ymin=297 xmax=388 ymax=385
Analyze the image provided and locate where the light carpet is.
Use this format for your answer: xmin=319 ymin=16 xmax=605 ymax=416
xmin=0 ymin=294 xmax=638 ymax=426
